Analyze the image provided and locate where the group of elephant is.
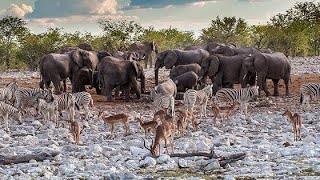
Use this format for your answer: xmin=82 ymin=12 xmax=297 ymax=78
xmin=155 ymin=42 xmax=291 ymax=97
xmin=39 ymin=41 xmax=291 ymax=101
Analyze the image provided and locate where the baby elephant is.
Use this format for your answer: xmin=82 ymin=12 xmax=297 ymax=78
xmin=169 ymin=63 xmax=201 ymax=79
xmin=173 ymin=71 xmax=199 ymax=92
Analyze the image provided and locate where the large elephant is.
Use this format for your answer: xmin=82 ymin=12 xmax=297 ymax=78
xmin=169 ymin=63 xmax=201 ymax=79
xmin=184 ymin=42 xmax=233 ymax=52
xmin=241 ymin=52 xmax=291 ymax=96
xmin=113 ymin=51 xmax=143 ymax=61
xmin=39 ymin=49 xmax=100 ymax=94
xmin=74 ymin=67 xmax=101 ymax=95
xmin=211 ymin=45 xmax=272 ymax=56
xmin=199 ymin=54 xmax=256 ymax=94
xmin=173 ymin=71 xmax=199 ymax=92
xmin=128 ymin=41 xmax=159 ymax=69
xmin=98 ymin=56 xmax=145 ymax=101
xmin=154 ymin=49 xmax=210 ymax=85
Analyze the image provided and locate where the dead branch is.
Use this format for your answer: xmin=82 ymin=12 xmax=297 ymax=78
xmin=0 ymin=151 xmax=60 ymax=165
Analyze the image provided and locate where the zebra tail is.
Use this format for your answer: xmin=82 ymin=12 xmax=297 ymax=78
xmin=300 ymin=93 xmax=303 ymax=104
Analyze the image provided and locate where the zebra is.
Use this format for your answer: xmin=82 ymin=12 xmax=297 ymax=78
xmin=0 ymin=101 xmax=23 ymax=132
xmin=15 ymin=88 xmax=54 ymax=111
xmin=0 ymin=81 xmax=19 ymax=104
xmin=151 ymin=88 xmax=175 ymax=117
xmin=37 ymin=98 xmax=59 ymax=125
xmin=183 ymin=84 xmax=213 ymax=118
xmin=53 ymin=93 xmax=79 ymax=123
xmin=72 ymin=92 xmax=94 ymax=120
xmin=300 ymin=83 xmax=320 ymax=111
xmin=215 ymin=86 xmax=259 ymax=115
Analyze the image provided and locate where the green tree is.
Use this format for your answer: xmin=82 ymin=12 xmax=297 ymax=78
xmin=200 ymin=16 xmax=251 ymax=46
xmin=0 ymin=16 xmax=27 ymax=68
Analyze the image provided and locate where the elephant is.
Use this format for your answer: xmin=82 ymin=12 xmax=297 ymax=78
xmin=241 ymin=52 xmax=291 ymax=96
xmin=78 ymin=43 xmax=93 ymax=51
xmin=154 ymin=49 xmax=210 ymax=85
xmin=184 ymin=42 xmax=232 ymax=52
xmin=113 ymin=51 xmax=143 ymax=61
xmin=97 ymin=56 xmax=145 ymax=101
xmin=211 ymin=45 xmax=272 ymax=56
xmin=128 ymin=41 xmax=160 ymax=69
xmin=74 ymin=67 xmax=101 ymax=95
xmin=169 ymin=63 xmax=201 ymax=79
xmin=39 ymin=49 xmax=100 ymax=94
xmin=199 ymin=54 xmax=256 ymax=94
xmin=153 ymin=79 xmax=177 ymax=98
xmin=59 ymin=43 xmax=94 ymax=54
xmin=173 ymin=71 xmax=199 ymax=92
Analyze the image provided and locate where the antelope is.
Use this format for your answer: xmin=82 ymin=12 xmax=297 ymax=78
xmin=176 ymin=109 xmax=199 ymax=135
xmin=99 ymin=111 xmax=129 ymax=136
xmin=282 ymin=108 xmax=302 ymax=141
xmin=153 ymin=110 xmax=166 ymax=122
xmin=212 ymin=101 xmax=240 ymax=125
xmin=135 ymin=116 xmax=159 ymax=137
xmin=70 ymin=121 xmax=85 ymax=144
xmin=143 ymin=118 xmax=176 ymax=156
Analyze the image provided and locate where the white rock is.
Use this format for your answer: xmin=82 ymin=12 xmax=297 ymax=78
xmin=32 ymin=120 xmax=42 ymax=125
xmin=204 ymin=159 xmax=220 ymax=171
xmin=88 ymin=144 xmax=103 ymax=157
xmin=23 ymin=135 xmax=39 ymax=145
xmin=157 ymin=154 xmax=171 ymax=164
xmin=224 ymin=174 xmax=235 ymax=180
xmin=303 ymin=135 xmax=316 ymax=144
xmin=58 ymin=164 xmax=76 ymax=175
xmin=130 ymin=146 xmax=149 ymax=157
xmin=178 ymin=159 xmax=194 ymax=168
xmin=140 ymin=156 xmax=156 ymax=167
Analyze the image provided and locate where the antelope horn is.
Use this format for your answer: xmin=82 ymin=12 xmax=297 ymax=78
xmin=142 ymin=137 xmax=151 ymax=151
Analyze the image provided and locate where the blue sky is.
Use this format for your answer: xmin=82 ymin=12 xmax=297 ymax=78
xmin=0 ymin=0 xmax=317 ymax=35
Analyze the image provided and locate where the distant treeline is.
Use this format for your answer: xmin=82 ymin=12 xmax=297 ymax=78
xmin=0 ymin=1 xmax=319 ymax=70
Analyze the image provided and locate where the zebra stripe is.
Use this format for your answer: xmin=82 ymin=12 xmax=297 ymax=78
xmin=0 ymin=101 xmax=22 ymax=132
xmin=300 ymin=83 xmax=320 ymax=111
xmin=37 ymin=99 xmax=58 ymax=124
xmin=72 ymin=92 xmax=93 ymax=120
xmin=183 ymin=84 xmax=213 ymax=117
xmin=152 ymin=91 xmax=175 ymax=117
xmin=215 ymin=86 xmax=259 ymax=114
xmin=0 ymin=81 xmax=19 ymax=104
xmin=15 ymin=88 xmax=54 ymax=109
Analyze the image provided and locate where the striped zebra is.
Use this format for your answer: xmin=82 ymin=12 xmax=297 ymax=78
xmin=183 ymin=84 xmax=213 ymax=118
xmin=300 ymin=83 xmax=320 ymax=111
xmin=72 ymin=92 xmax=93 ymax=120
xmin=215 ymin=86 xmax=259 ymax=115
xmin=0 ymin=101 xmax=22 ymax=132
xmin=0 ymin=81 xmax=19 ymax=104
xmin=15 ymin=88 xmax=54 ymax=110
xmin=151 ymin=88 xmax=175 ymax=117
xmin=37 ymin=99 xmax=58 ymax=125
xmin=53 ymin=93 xmax=79 ymax=123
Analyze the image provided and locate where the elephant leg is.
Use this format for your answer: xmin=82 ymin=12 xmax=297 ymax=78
xmin=131 ymin=80 xmax=140 ymax=100
xmin=52 ymin=78 xmax=61 ymax=95
xmin=95 ymin=86 xmax=102 ymax=95
xmin=63 ymin=80 xmax=67 ymax=92
xmin=148 ymin=54 xmax=152 ymax=68
xmin=114 ymin=86 xmax=121 ymax=99
xmin=257 ymin=73 xmax=269 ymax=96
xmin=284 ymin=77 xmax=290 ymax=96
xmin=123 ymin=84 xmax=131 ymax=102
xmin=272 ymin=79 xmax=280 ymax=96
xmin=144 ymin=57 xmax=148 ymax=69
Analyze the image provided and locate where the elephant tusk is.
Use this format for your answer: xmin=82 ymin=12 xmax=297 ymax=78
xmin=242 ymin=74 xmax=247 ymax=80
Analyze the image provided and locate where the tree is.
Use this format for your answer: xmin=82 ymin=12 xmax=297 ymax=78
xmin=0 ymin=16 xmax=27 ymax=68
xmin=98 ymin=19 xmax=144 ymax=52
xmin=200 ymin=16 xmax=251 ymax=46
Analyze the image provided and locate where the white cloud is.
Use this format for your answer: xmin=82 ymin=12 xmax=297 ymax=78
xmin=84 ymin=0 xmax=118 ymax=15
xmin=190 ymin=1 xmax=217 ymax=7
xmin=0 ymin=4 xmax=33 ymax=18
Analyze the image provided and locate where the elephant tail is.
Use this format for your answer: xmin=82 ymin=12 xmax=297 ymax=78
xmin=300 ymin=93 xmax=303 ymax=104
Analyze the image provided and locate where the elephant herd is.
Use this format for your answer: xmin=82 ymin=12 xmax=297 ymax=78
xmin=39 ymin=41 xmax=291 ymax=101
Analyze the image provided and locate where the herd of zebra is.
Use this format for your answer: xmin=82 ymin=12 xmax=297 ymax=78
xmin=0 ymin=81 xmax=93 ymax=132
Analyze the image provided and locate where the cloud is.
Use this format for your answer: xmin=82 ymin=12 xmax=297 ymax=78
xmin=128 ymin=0 xmax=217 ymax=9
xmin=27 ymin=0 xmax=119 ymax=18
xmin=0 ymin=4 xmax=33 ymax=18
xmin=190 ymin=1 xmax=217 ymax=7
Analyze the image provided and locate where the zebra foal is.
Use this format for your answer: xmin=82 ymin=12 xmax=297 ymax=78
xmin=0 ymin=81 xmax=19 ymax=104
xmin=300 ymin=83 xmax=320 ymax=111
xmin=151 ymin=88 xmax=175 ymax=117
xmin=0 ymin=101 xmax=23 ymax=132
xmin=72 ymin=92 xmax=94 ymax=120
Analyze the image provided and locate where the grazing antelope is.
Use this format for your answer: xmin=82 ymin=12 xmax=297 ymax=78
xmin=176 ymin=109 xmax=198 ymax=136
xmin=99 ymin=111 xmax=129 ymax=136
xmin=212 ymin=101 xmax=240 ymax=125
xmin=282 ymin=108 xmax=302 ymax=141
xmin=70 ymin=121 xmax=84 ymax=144
xmin=135 ymin=116 xmax=159 ymax=136
xmin=143 ymin=119 xmax=176 ymax=156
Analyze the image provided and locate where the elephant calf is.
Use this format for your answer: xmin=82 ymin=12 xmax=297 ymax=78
xmin=173 ymin=71 xmax=199 ymax=92
xmin=74 ymin=68 xmax=101 ymax=95
xmin=169 ymin=63 xmax=201 ymax=79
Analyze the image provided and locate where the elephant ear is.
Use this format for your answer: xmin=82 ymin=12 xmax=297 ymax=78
xmin=208 ymin=56 xmax=220 ymax=77
xmin=253 ymin=53 xmax=268 ymax=72
xmin=72 ymin=49 xmax=83 ymax=67
xmin=164 ymin=50 xmax=177 ymax=69
xmin=131 ymin=60 xmax=140 ymax=77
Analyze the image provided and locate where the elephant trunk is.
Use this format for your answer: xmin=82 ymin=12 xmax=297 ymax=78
xmin=155 ymin=68 xmax=159 ymax=85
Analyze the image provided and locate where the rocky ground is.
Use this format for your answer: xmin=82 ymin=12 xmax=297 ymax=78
xmin=0 ymin=57 xmax=319 ymax=179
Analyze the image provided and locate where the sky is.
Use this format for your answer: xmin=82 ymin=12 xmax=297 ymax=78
xmin=0 ymin=0 xmax=318 ymax=35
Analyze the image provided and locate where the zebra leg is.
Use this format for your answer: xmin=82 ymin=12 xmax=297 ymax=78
xmin=204 ymin=99 xmax=208 ymax=118
xmin=4 ymin=114 xmax=9 ymax=132
xmin=84 ymin=105 xmax=89 ymax=120
xmin=244 ymin=103 xmax=248 ymax=115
